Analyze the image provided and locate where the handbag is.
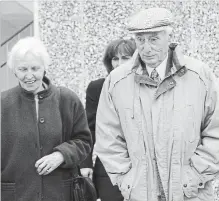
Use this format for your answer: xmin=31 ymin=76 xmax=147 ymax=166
xmin=71 ymin=167 xmax=97 ymax=201
xmin=59 ymin=87 xmax=97 ymax=201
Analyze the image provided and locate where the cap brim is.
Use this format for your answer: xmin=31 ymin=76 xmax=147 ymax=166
xmin=128 ymin=25 xmax=169 ymax=33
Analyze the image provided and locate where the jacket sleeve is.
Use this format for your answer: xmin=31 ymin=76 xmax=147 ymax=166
xmin=189 ymin=67 xmax=219 ymax=186
xmin=53 ymin=91 xmax=92 ymax=169
xmin=95 ymin=75 xmax=132 ymax=186
xmin=80 ymin=81 xmax=99 ymax=168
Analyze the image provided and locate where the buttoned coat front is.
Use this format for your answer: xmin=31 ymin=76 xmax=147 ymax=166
xmin=95 ymin=47 xmax=219 ymax=201
xmin=1 ymin=77 xmax=92 ymax=201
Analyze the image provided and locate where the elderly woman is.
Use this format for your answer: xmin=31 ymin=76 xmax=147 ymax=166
xmin=80 ymin=38 xmax=136 ymax=201
xmin=1 ymin=37 xmax=92 ymax=201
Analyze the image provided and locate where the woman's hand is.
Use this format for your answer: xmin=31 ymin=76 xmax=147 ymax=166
xmin=80 ymin=168 xmax=93 ymax=179
xmin=35 ymin=151 xmax=64 ymax=175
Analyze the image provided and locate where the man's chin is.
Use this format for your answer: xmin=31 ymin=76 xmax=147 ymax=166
xmin=144 ymin=61 xmax=157 ymax=67
xmin=141 ymin=57 xmax=155 ymax=63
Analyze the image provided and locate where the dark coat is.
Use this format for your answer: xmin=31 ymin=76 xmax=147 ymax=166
xmin=1 ymin=77 xmax=92 ymax=201
xmin=81 ymin=78 xmax=123 ymax=201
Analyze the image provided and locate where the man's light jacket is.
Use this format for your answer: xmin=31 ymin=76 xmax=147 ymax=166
xmin=95 ymin=46 xmax=219 ymax=201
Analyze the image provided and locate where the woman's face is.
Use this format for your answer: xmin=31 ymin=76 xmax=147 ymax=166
xmin=14 ymin=53 xmax=45 ymax=94
xmin=111 ymin=53 xmax=132 ymax=69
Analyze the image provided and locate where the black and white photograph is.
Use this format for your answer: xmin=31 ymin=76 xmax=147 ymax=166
xmin=1 ymin=0 xmax=219 ymax=201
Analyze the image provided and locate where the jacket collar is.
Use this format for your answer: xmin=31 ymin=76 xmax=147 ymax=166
xmin=133 ymin=43 xmax=187 ymax=85
xmin=19 ymin=76 xmax=53 ymax=100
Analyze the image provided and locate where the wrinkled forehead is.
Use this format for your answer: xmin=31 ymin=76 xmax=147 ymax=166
xmin=134 ymin=31 xmax=165 ymax=38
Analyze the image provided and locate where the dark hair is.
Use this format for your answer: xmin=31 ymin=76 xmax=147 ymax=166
xmin=103 ymin=38 xmax=136 ymax=74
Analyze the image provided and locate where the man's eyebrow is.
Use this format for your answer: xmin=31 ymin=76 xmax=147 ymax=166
xmin=135 ymin=33 xmax=145 ymax=37
xmin=135 ymin=32 xmax=159 ymax=37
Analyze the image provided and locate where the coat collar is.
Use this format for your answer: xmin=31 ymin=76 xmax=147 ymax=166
xmin=133 ymin=43 xmax=187 ymax=86
xmin=19 ymin=76 xmax=53 ymax=100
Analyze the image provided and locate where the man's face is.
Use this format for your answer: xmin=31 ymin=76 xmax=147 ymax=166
xmin=134 ymin=31 xmax=169 ymax=68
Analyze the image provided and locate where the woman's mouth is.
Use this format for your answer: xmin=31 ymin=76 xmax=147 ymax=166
xmin=25 ymin=80 xmax=36 ymax=84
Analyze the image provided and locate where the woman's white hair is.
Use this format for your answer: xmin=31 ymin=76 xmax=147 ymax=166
xmin=7 ymin=37 xmax=51 ymax=72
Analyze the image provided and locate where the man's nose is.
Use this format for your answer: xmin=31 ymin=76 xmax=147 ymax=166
xmin=143 ymin=42 xmax=152 ymax=53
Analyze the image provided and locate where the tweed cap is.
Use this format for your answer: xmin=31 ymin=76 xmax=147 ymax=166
xmin=128 ymin=8 xmax=173 ymax=33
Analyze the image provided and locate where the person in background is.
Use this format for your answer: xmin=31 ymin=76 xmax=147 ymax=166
xmin=80 ymin=38 xmax=136 ymax=201
xmin=1 ymin=37 xmax=92 ymax=201
xmin=95 ymin=7 xmax=219 ymax=201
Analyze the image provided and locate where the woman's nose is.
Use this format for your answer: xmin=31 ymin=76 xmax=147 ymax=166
xmin=25 ymin=71 xmax=34 ymax=79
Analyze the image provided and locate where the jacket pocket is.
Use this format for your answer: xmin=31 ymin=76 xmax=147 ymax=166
xmin=62 ymin=179 xmax=72 ymax=201
xmin=118 ymin=168 xmax=134 ymax=200
xmin=182 ymin=165 xmax=202 ymax=199
xmin=1 ymin=182 xmax=16 ymax=201
xmin=124 ymin=108 xmax=146 ymax=160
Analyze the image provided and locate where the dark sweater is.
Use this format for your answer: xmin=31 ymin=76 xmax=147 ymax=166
xmin=1 ymin=77 xmax=92 ymax=201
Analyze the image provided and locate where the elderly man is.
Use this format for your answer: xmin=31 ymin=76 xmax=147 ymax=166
xmin=95 ymin=7 xmax=219 ymax=201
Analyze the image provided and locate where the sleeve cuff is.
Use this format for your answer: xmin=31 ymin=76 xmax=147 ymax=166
xmin=53 ymin=143 xmax=77 ymax=168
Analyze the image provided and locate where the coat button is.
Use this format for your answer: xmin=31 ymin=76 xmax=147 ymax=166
xmin=170 ymin=81 xmax=174 ymax=85
xmin=39 ymin=95 xmax=43 ymax=99
xmin=199 ymin=182 xmax=203 ymax=186
xmin=39 ymin=118 xmax=45 ymax=123
xmin=183 ymin=184 xmax=187 ymax=188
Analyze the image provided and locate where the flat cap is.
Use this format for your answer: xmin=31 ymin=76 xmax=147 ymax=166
xmin=128 ymin=8 xmax=173 ymax=33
